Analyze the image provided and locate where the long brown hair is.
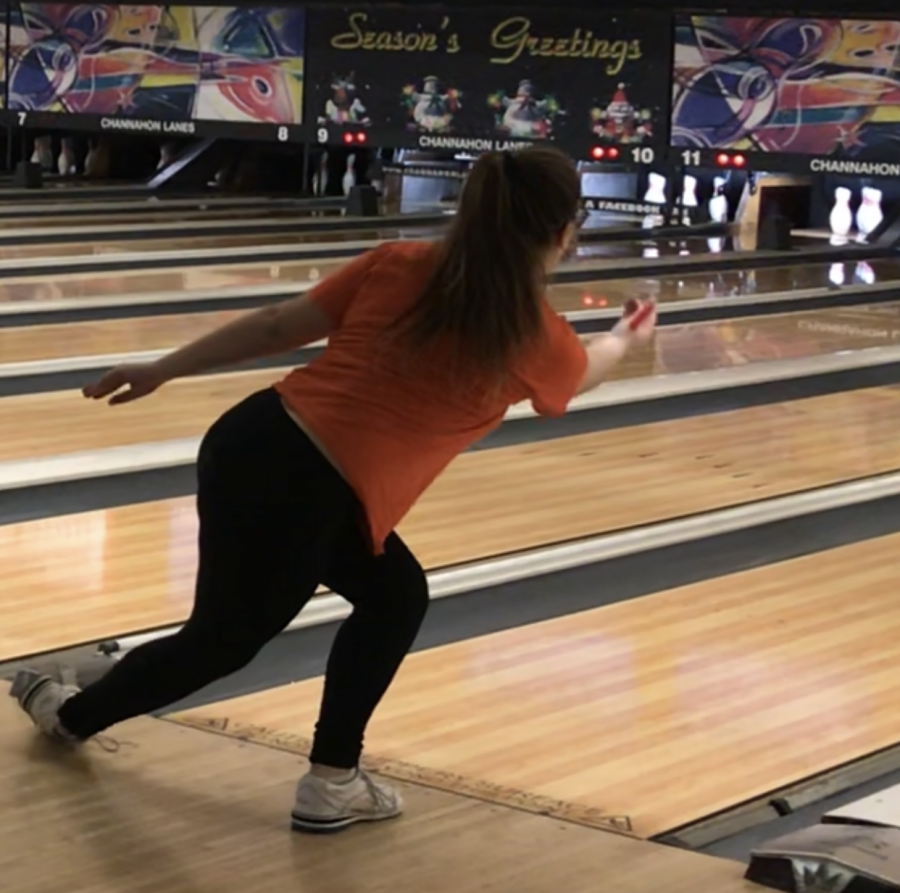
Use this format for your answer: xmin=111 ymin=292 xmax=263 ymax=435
xmin=392 ymin=146 xmax=581 ymax=383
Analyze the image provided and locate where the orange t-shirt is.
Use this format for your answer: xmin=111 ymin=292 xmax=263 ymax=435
xmin=274 ymin=240 xmax=587 ymax=553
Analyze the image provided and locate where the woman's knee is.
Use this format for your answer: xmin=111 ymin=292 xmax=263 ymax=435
xmin=374 ymin=554 xmax=430 ymax=626
xmin=355 ymin=577 xmax=428 ymax=646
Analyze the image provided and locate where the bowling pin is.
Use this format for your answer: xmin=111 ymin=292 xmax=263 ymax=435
xmin=642 ymin=172 xmax=666 ymax=227
xmin=855 ymin=260 xmax=876 ymax=285
xmin=31 ymin=135 xmax=52 ymax=169
xmin=829 ymin=186 xmax=853 ymax=237
xmin=708 ymin=176 xmax=728 ymax=223
xmin=58 ymin=138 xmax=75 ymax=175
xmin=157 ymin=141 xmax=176 ymax=171
xmin=314 ymin=153 xmax=328 ymax=196
xmin=644 ymin=172 xmax=667 ymax=205
xmin=828 ymin=263 xmax=846 ymax=287
xmin=681 ymin=174 xmax=698 ymax=225
xmin=856 ymin=186 xmax=883 ymax=239
xmin=342 ymin=154 xmax=357 ymax=195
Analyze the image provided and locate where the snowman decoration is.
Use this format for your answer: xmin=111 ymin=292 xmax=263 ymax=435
xmin=402 ymin=75 xmax=461 ymax=133
xmin=490 ymin=79 xmax=559 ymax=140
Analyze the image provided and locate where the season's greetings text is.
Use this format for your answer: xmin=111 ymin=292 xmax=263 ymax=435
xmin=328 ymin=12 xmax=644 ymax=76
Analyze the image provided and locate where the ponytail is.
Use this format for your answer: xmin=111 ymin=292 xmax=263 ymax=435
xmin=392 ymin=146 xmax=581 ymax=384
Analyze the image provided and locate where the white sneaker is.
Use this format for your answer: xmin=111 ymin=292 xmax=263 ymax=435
xmin=9 ymin=670 xmax=81 ymax=743
xmin=291 ymin=769 xmax=403 ymax=833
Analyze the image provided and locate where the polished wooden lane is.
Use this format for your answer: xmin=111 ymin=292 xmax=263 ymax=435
xmin=0 ymin=228 xmax=721 ymax=263
xmin=4 ymin=301 xmax=900 ymax=370
xmin=171 ymin=533 xmax=900 ymax=840
xmin=0 ymin=195 xmax=341 ymax=216
xmin=576 ymin=256 xmax=900 ymax=307
xmin=0 ymin=687 xmax=759 ymax=893
xmin=0 ymin=226 xmax=438 ymax=260
xmin=4 ymin=256 xmax=897 ymax=323
xmin=0 ymin=205 xmax=346 ymax=230
xmin=2 ymin=364 xmax=900 ymax=464
xmin=2 ymin=241 xmax=898 ymax=312
xmin=1 ymin=386 xmax=899 ymax=660
xmin=0 ymin=368 xmax=282 ymax=460
xmin=2 ymin=309 xmax=250 ymax=363
xmin=0 ymin=258 xmax=346 ymax=305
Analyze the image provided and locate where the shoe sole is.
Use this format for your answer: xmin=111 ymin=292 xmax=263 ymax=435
xmin=290 ymin=810 xmax=402 ymax=834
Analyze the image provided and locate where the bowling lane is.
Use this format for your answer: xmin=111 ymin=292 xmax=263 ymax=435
xmin=0 ymin=195 xmax=343 ymax=219
xmin=0 ymin=258 xmax=347 ymax=305
xmin=0 ymin=234 xmax=728 ymax=306
xmin=0 ymin=226 xmax=724 ymax=262
xmin=4 ymin=304 xmax=899 ymax=449
xmin=0 ymin=205 xmax=347 ymax=230
xmin=0 ymin=223 xmax=446 ymax=260
xmin=2 ymin=385 xmax=900 ymax=662
xmin=551 ymin=256 xmax=900 ymax=313
xmin=5 ymin=297 xmax=900 ymax=369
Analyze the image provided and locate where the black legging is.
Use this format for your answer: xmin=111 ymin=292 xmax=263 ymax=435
xmin=58 ymin=388 xmax=430 ymax=768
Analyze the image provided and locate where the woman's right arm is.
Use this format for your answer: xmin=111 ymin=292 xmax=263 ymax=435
xmin=576 ymin=301 xmax=657 ymax=394
xmin=517 ymin=300 xmax=656 ymax=416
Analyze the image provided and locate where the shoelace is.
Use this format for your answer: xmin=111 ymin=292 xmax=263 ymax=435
xmin=357 ymin=769 xmax=395 ymax=810
xmin=91 ymin=734 xmax=120 ymax=753
xmin=52 ymin=721 xmax=120 ymax=753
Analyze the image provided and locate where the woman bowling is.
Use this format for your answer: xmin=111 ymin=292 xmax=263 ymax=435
xmin=13 ymin=146 xmax=656 ymax=833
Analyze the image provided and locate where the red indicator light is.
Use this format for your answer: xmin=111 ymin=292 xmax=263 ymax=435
xmin=342 ymin=132 xmax=354 ymax=144
xmin=733 ymin=154 xmax=746 ymax=167
xmin=716 ymin=152 xmax=730 ymax=166
xmin=582 ymin=295 xmax=594 ymax=306
xmin=355 ymin=132 xmax=367 ymax=143
xmin=590 ymin=146 xmax=621 ymax=161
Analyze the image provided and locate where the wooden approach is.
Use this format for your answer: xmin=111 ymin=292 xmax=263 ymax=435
xmin=0 ymin=683 xmax=761 ymax=893
xmin=169 ymin=533 xmax=900 ymax=841
xmin=2 ymin=387 xmax=900 ymax=661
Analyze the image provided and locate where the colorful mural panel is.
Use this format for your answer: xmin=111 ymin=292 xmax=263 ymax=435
xmin=671 ymin=16 xmax=900 ymax=160
xmin=6 ymin=4 xmax=305 ymax=126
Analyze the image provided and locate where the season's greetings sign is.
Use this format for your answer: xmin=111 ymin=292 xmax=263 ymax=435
xmin=306 ymin=7 xmax=671 ymax=156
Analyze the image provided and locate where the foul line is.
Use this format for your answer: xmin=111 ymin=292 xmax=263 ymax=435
xmin=164 ymin=713 xmax=637 ymax=838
